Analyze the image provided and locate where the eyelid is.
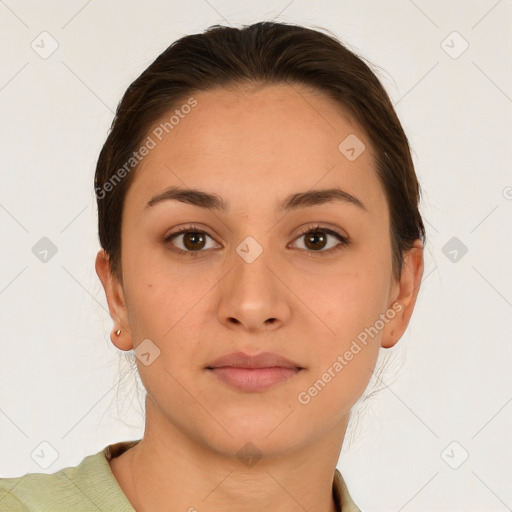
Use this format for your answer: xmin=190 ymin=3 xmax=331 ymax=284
xmin=289 ymin=224 xmax=349 ymax=253
xmin=293 ymin=223 xmax=349 ymax=242
xmin=164 ymin=223 xmax=220 ymax=253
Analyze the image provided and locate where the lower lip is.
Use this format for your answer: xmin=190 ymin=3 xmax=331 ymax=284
xmin=207 ymin=367 xmax=302 ymax=392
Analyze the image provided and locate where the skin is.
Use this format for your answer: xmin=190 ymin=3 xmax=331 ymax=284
xmin=96 ymin=82 xmax=424 ymax=512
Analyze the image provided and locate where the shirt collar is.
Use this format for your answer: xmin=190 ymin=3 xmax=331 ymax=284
xmin=333 ymin=467 xmax=361 ymax=511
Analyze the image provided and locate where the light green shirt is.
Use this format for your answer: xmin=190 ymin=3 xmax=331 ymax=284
xmin=0 ymin=439 xmax=361 ymax=511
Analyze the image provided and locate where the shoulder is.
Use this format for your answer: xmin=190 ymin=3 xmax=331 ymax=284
xmin=0 ymin=480 xmax=28 ymax=511
xmin=0 ymin=451 xmax=102 ymax=512
xmin=0 ymin=441 xmax=138 ymax=512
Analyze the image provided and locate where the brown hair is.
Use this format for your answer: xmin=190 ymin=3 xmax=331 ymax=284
xmin=94 ymin=20 xmax=425 ymax=281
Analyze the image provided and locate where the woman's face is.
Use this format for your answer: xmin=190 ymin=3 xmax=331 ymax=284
xmin=97 ymin=83 xmax=422 ymax=457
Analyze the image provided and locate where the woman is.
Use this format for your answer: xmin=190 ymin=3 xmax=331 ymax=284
xmin=0 ymin=20 xmax=424 ymax=511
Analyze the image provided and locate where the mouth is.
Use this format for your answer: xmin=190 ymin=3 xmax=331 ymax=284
xmin=206 ymin=367 xmax=302 ymax=392
xmin=205 ymin=351 xmax=304 ymax=393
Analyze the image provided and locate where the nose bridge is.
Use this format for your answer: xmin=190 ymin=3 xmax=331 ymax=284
xmin=217 ymin=231 xmax=290 ymax=329
xmin=232 ymin=233 xmax=276 ymax=302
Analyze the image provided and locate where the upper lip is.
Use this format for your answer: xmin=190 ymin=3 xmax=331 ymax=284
xmin=206 ymin=351 xmax=303 ymax=370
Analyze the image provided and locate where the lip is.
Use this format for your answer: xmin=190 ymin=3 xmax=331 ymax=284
xmin=206 ymin=351 xmax=303 ymax=370
xmin=205 ymin=351 xmax=304 ymax=393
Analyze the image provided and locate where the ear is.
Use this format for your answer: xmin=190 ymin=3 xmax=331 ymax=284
xmin=95 ymin=249 xmax=133 ymax=351
xmin=381 ymin=239 xmax=424 ymax=349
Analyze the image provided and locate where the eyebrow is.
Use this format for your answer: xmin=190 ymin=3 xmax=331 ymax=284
xmin=144 ymin=186 xmax=367 ymax=212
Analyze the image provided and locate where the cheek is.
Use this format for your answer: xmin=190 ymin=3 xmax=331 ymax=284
xmin=123 ymin=278 xmax=206 ymax=404
xmin=295 ymin=269 xmax=386 ymax=414
xmin=297 ymin=263 xmax=390 ymax=403
xmin=122 ymin=266 xmax=220 ymax=394
xmin=121 ymin=235 xmax=207 ymax=336
xmin=125 ymin=280 xmax=203 ymax=344
xmin=305 ymin=262 xmax=391 ymax=338
xmin=295 ymin=344 xmax=379 ymax=427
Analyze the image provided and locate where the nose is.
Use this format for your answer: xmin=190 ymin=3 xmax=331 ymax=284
xmin=217 ymin=243 xmax=291 ymax=333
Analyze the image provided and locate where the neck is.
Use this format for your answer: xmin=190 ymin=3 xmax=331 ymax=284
xmin=115 ymin=396 xmax=348 ymax=512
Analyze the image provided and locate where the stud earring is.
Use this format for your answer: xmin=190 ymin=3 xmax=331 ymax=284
xmin=115 ymin=329 xmax=121 ymax=336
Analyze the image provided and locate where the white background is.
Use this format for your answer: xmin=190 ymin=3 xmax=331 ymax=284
xmin=1 ymin=1 xmax=511 ymax=511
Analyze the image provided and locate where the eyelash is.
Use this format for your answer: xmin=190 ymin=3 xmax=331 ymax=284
xmin=164 ymin=223 xmax=350 ymax=258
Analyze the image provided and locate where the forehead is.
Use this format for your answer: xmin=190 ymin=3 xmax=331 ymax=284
xmin=124 ymin=83 xmax=385 ymax=216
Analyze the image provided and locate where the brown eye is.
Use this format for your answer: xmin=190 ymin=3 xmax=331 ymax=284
xmin=164 ymin=225 xmax=221 ymax=256
xmin=304 ymin=231 xmax=328 ymax=251
xmin=291 ymin=225 xmax=349 ymax=254
xmin=182 ymin=232 xmax=207 ymax=251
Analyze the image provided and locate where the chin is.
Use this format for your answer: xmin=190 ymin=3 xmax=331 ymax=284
xmin=198 ymin=411 xmax=310 ymax=455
